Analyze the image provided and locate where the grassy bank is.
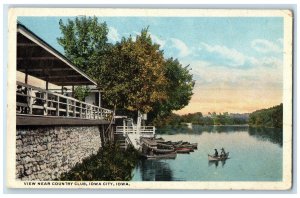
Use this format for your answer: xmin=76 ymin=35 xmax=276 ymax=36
xmin=59 ymin=144 xmax=140 ymax=181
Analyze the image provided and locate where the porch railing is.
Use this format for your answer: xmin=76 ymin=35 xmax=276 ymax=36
xmin=115 ymin=126 xmax=155 ymax=137
xmin=16 ymin=81 xmax=113 ymax=121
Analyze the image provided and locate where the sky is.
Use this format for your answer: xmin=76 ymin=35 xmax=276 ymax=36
xmin=18 ymin=16 xmax=284 ymax=115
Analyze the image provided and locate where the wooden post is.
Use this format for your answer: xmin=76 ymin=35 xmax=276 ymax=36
xmin=80 ymin=103 xmax=82 ymax=118
xmin=66 ymin=98 xmax=69 ymax=117
xmin=123 ymin=119 xmax=126 ymax=136
xmin=85 ymin=104 xmax=88 ymax=119
xmin=94 ymin=106 xmax=96 ymax=119
xmin=25 ymin=70 xmax=28 ymax=84
xmin=24 ymin=69 xmax=29 ymax=114
xmin=44 ymin=92 xmax=48 ymax=116
xmin=56 ymin=96 xmax=60 ymax=116
xmin=46 ymin=79 xmax=49 ymax=91
xmin=98 ymin=91 xmax=101 ymax=108
xmin=28 ymin=88 xmax=33 ymax=114
xmin=44 ymin=78 xmax=49 ymax=116
xmin=72 ymin=85 xmax=74 ymax=98
xmin=73 ymin=99 xmax=76 ymax=117
xmin=137 ymin=110 xmax=142 ymax=134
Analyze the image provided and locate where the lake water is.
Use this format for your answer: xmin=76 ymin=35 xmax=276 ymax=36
xmin=131 ymin=125 xmax=283 ymax=181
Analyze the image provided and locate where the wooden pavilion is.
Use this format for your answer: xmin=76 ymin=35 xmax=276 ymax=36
xmin=16 ymin=23 xmax=113 ymax=126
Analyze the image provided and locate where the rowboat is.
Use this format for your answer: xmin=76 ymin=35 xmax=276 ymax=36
xmin=157 ymin=143 xmax=174 ymax=149
xmin=175 ymin=148 xmax=191 ymax=154
xmin=172 ymin=142 xmax=198 ymax=149
xmin=154 ymin=137 xmax=165 ymax=143
xmin=152 ymin=147 xmax=175 ymax=154
xmin=175 ymin=144 xmax=194 ymax=149
xmin=142 ymin=152 xmax=177 ymax=160
xmin=165 ymin=141 xmax=183 ymax=146
xmin=208 ymin=152 xmax=229 ymax=161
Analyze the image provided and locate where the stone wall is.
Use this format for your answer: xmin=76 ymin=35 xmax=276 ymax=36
xmin=16 ymin=126 xmax=102 ymax=180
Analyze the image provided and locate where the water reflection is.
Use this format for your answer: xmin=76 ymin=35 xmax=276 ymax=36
xmin=208 ymin=160 xmax=227 ymax=168
xmin=136 ymin=159 xmax=175 ymax=181
xmin=248 ymin=127 xmax=283 ymax=147
xmin=157 ymin=125 xmax=283 ymax=147
xmin=157 ymin=125 xmax=250 ymax=135
xmin=194 ymin=125 xmax=249 ymax=133
xmin=132 ymin=125 xmax=283 ymax=181
xmin=156 ymin=125 xmax=194 ymax=135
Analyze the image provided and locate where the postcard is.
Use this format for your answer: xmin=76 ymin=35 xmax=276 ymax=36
xmin=6 ymin=8 xmax=293 ymax=190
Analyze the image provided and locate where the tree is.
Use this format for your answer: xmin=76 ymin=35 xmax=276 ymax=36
xmin=74 ymin=86 xmax=90 ymax=101
xmin=100 ymin=28 xmax=168 ymax=113
xmin=57 ymin=16 xmax=110 ymax=78
xmin=149 ymin=58 xmax=195 ymax=122
xmin=248 ymin=104 xmax=283 ymax=128
xmin=58 ymin=17 xmax=194 ymax=119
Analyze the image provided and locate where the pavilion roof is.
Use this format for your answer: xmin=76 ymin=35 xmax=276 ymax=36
xmin=17 ymin=23 xmax=97 ymax=86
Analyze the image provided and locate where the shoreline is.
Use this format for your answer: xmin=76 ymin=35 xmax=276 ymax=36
xmin=156 ymin=124 xmax=282 ymax=130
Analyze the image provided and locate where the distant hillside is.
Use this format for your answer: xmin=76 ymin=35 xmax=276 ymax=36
xmin=248 ymin=104 xmax=283 ymax=128
xmin=154 ymin=112 xmax=249 ymax=127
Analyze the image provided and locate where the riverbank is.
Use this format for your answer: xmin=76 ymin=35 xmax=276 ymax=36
xmin=156 ymin=124 xmax=283 ymax=137
xmin=59 ymin=144 xmax=140 ymax=181
xmin=157 ymin=123 xmax=281 ymax=130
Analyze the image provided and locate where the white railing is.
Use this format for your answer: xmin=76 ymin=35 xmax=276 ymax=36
xmin=124 ymin=133 xmax=132 ymax=149
xmin=16 ymin=81 xmax=113 ymax=121
xmin=115 ymin=126 xmax=155 ymax=137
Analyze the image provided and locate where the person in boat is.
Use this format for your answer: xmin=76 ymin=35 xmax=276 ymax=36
xmin=220 ymin=148 xmax=226 ymax=158
xmin=214 ymin=149 xmax=219 ymax=157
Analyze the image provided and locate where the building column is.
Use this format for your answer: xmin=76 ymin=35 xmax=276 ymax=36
xmin=98 ymin=91 xmax=101 ymax=108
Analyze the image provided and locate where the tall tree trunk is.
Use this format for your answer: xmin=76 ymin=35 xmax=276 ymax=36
xmin=104 ymin=104 xmax=116 ymax=144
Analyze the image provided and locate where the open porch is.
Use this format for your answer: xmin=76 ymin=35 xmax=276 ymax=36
xmin=16 ymin=23 xmax=113 ymax=125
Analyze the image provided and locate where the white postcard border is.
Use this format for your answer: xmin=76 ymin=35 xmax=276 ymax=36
xmin=6 ymin=8 xmax=293 ymax=190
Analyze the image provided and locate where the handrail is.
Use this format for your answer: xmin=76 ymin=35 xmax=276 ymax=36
xmin=115 ymin=126 xmax=155 ymax=136
xmin=17 ymin=81 xmax=111 ymax=111
xmin=16 ymin=81 xmax=113 ymax=121
xmin=124 ymin=133 xmax=133 ymax=148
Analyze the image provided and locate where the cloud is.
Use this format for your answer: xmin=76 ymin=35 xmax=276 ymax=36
xmin=175 ymin=57 xmax=283 ymax=115
xmin=187 ymin=57 xmax=282 ymax=91
xmin=251 ymin=39 xmax=282 ymax=53
xmin=169 ymin=38 xmax=191 ymax=58
xmin=260 ymin=56 xmax=283 ymax=67
xmin=200 ymin=42 xmax=246 ymax=66
xmin=125 ymin=31 xmax=190 ymax=59
xmin=107 ymin=26 xmax=120 ymax=43
xmin=199 ymin=42 xmax=282 ymax=69
xmin=149 ymin=33 xmax=166 ymax=48
xmin=127 ymin=31 xmax=167 ymax=48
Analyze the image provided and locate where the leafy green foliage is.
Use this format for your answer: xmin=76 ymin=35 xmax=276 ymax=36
xmin=58 ymin=17 xmax=194 ymax=119
xmin=59 ymin=144 xmax=140 ymax=181
xmin=207 ymin=112 xmax=248 ymax=125
xmin=149 ymin=58 xmax=195 ymax=123
xmin=74 ymin=86 xmax=90 ymax=101
xmin=57 ymin=16 xmax=110 ymax=77
xmin=156 ymin=104 xmax=283 ymax=129
xmin=249 ymin=103 xmax=283 ymax=128
xmin=96 ymin=28 xmax=168 ymax=113
xmin=155 ymin=112 xmax=248 ymax=127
